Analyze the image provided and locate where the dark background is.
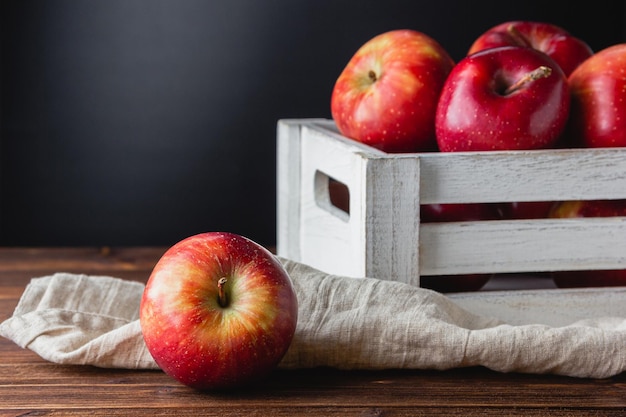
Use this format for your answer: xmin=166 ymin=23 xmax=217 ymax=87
xmin=2 ymin=0 xmax=625 ymax=247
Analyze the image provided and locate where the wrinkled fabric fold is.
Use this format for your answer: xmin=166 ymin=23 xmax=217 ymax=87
xmin=1 ymin=257 xmax=625 ymax=378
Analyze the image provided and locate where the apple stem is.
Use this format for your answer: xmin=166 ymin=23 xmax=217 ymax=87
xmin=504 ymin=66 xmax=552 ymax=95
xmin=368 ymin=70 xmax=377 ymax=83
xmin=217 ymin=277 xmax=228 ymax=308
xmin=506 ymin=24 xmax=533 ymax=48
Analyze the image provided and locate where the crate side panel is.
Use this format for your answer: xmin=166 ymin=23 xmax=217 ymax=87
xmin=297 ymin=125 xmax=370 ymax=278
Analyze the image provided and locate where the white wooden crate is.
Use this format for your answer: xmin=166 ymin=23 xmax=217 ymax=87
xmin=276 ymin=118 xmax=626 ymax=287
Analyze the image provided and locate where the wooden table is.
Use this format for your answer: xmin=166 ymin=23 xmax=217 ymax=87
xmin=1 ymin=247 xmax=626 ymax=416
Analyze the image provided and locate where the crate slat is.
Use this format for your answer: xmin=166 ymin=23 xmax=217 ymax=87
xmin=419 ymin=149 xmax=626 ymax=204
xmin=420 ymin=218 xmax=626 ymax=275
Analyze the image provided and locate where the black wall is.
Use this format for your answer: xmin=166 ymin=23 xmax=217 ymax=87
xmin=2 ymin=0 xmax=625 ymax=246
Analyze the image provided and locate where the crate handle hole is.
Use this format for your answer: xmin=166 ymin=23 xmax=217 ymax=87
xmin=314 ymin=170 xmax=350 ymax=221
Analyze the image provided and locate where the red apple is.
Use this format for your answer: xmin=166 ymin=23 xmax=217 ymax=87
xmin=499 ymin=201 xmax=555 ymax=220
xmin=331 ymin=29 xmax=455 ymax=153
xmin=420 ymin=203 xmax=501 ymax=223
xmin=549 ymin=200 xmax=626 ymax=288
xmin=566 ymin=43 xmax=626 ymax=148
xmin=419 ymin=203 xmax=498 ymax=292
xmin=467 ymin=21 xmax=593 ymax=76
xmin=436 ymin=46 xmax=570 ymax=152
xmin=140 ymin=232 xmax=298 ymax=390
xmin=549 ymin=199 xmax=626 ymax=218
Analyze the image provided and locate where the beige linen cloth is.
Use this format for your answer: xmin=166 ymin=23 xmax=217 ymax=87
xmin=2 ymin=256 xmax=626 ymax=378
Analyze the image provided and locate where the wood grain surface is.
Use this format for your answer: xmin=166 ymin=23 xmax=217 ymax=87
xmin=1 ymin=247 xmax=625 ymax=416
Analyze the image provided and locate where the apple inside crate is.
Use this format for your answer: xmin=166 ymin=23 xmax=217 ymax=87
xmin=276 ymin=119 xmax=626 ymax=289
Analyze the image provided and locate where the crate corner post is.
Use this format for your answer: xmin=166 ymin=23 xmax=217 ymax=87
xmin=363 ymin=155 xmax=422 ymax=286
xmin=276 ymin=119 xmax=305 ymax=262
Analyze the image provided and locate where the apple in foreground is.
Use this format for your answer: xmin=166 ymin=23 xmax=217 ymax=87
xmin=467 ymin=21 xmax=593 ymax=76
xmin=549 ymin=200 xmax=626 ymax=288
xmin=436 ymin=46 xmax=570 ymax=152
xmin=140 ymin=232 xmax=298 ymax=390
xmin=331 ymin=29 xmax=455 ymax=153
xmin=566 ymin=43 xmax=626 ymax=148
